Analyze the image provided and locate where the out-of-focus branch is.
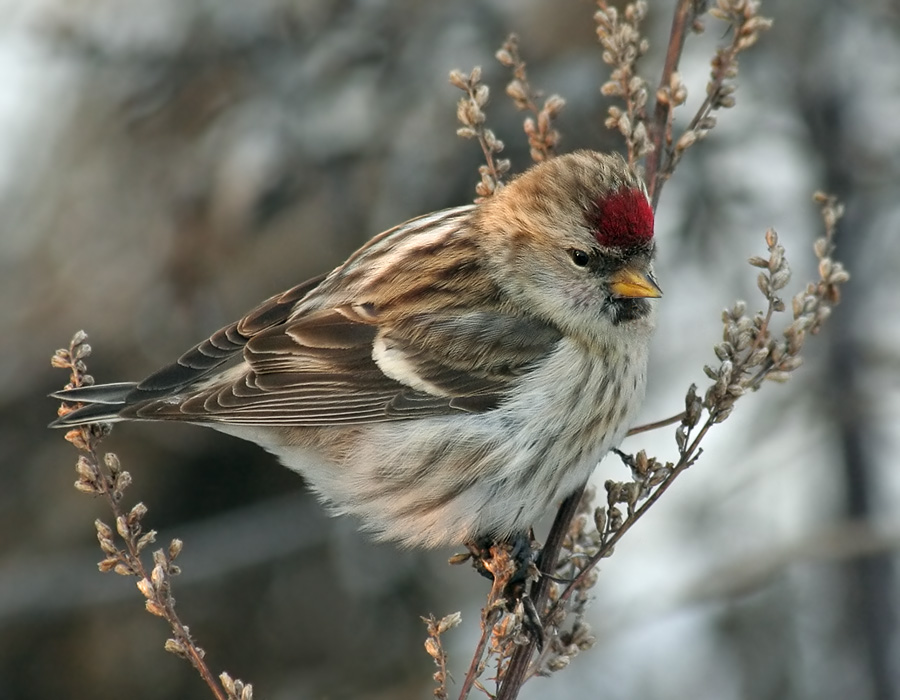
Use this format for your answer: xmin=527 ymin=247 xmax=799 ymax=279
xmin=51 ymin=333 xmax=252 ymax=700
xmin=627 ymin=411 xmax=687 ymax=436
xmin=643 ymin=0 xmax=697 ymax=205
xmin=496 ymin=34 xmax=565 ymax=163
xmin=598 ymin=1 xmax=771 ymax=209
xmin=449 ymin=67 xmax=510 ymax=201
xmin=646 ymin=0 xmax=772 ymax=208
xmin=424 ymin=612 xmax=462 ymax=700
xmin=554 ymin=195 xmax=848 ymax=611
xmin=595 ymin=1 xmax=653 ymax=169
xmin=492 ymin=489 xmax=585 ymax=700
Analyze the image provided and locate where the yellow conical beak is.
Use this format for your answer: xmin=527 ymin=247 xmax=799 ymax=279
xmin=609 ymin=268 xmax=662 ymax=299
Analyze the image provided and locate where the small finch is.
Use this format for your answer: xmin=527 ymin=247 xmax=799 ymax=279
xmin=51 ymin=150 xmax=660 ymax=549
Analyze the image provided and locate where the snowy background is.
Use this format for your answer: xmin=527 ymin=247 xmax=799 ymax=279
xmin=1 ymin=1 xmax=898 ymax=698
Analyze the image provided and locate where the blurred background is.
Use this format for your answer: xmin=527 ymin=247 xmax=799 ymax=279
xmin=1 ymin=0 xmax=898 ymax=698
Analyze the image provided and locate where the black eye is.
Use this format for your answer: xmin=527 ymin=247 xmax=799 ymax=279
xmin=569 ymin=249 xmax=590 ymax=267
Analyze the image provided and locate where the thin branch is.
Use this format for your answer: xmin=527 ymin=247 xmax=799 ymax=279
xmin=647 ymin=0 xmax=772 ymax=207
xmin=496 ymin=34 xmax=565 ymax=163
xmin=52 ymin=333 xmax=250 ymax=700
xmin=556 ymin=417 xmax=713 ymax=611
xmin=626 ymin=411 xmax=688 ymax=436
xmin=595 ymin=1 xmax=653 ymax=169
xmin=644 ymin=0 xmax=697 ymax=206
xmin=494 ymin=488 xmax=585 ymax=700
xmin=450 ymin=67 xmax=511 ymax=201
xmin=457 ymin=608 xmax=501 ymax=700
xmin=557 ymin=192 xmax=848 ymax=632
xmin=424 ymin=612 xmax=462 ymax=700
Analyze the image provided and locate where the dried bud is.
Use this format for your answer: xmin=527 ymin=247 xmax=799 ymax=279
xmin=104 ymin=452 xmax=121 ymax=474
xmin=137 ymin=578 xmax=154 ymax=598
xmin=51 ymin=352 xmax=70 ymax=369
xmin=114 ymin=470 xmax=132 ymax=492
xmin=152 ymin=549 xmax=167 ymax=568
xmin=771 ymin=267 xmax=791 ymax=290
xmin=116 ymin=515 xmax=129 ymax=539
xmin=714 ymin=342 xmax=733 ymax=361
xmin=145 ymin=600 xmax=166 ymax=617
xmin=506 ymin=79 xmax=527 ymax=104
xmin=136 ymin=531 xmax=157 ymax=552
xmin=547 ymin=656 xmax=571 ymax=671
xmin=447 ymin=552 xmax=470 ymax=566
xmin=98 ymin=557 xmax=119 ymax=572
xmin=95 ymin=519 xmax=114 ymax=541
xmin=676 ymin=130 xmax=698 ymax=152
xmin=675 ymin=424 xmax=689 ymax=452
xmin=448 ymin=70 xmax=467 ymax=89
xmin=65 ymin=429 xmax=90 ymax=451
xmin=169 ymin=539 xmax=183 ymax=560
xmin=220 ymin=673 xmax=236 ymax=695
xmin=75 ymin=455 xmax=97 ymax=482
xmin=424 ymin=638 xmax=440 ymax=659
xmin=473 ymin=84 xmax=490 ymax=108
xmin=164 ymin=638 xmax=188 ymax=658
xmin=814 ymin=237 xmax=829 ymax=259
xmin=437 ymin=611 xmax=462 ymax=634
xmin=74 ymin=479 xmax=98 ymax=495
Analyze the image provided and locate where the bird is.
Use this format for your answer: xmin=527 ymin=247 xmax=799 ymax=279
xmin=51 ymin=150 xmax=661 ymax=550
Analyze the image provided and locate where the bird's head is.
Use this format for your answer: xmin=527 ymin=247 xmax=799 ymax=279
xmin=475 ymin=150 xmax=661 ymax=343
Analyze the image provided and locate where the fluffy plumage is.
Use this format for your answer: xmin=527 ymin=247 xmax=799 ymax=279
xmin=51 ymin=150 xmax=661 ymax=547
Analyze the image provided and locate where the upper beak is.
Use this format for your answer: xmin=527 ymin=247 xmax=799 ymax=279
xmin=609 ymin=267 xmax=662 ymax=299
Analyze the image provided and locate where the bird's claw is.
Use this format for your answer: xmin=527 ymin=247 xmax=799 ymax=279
xmin=461 ymin=532 xmax=545 ymax=649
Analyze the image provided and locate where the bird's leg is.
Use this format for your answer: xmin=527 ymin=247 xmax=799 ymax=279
xmin=464 ymin=531 xmax=536 ymax=582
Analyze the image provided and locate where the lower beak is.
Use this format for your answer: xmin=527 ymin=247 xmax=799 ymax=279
xmin=609 ymin=268 xmax=662 ymax=299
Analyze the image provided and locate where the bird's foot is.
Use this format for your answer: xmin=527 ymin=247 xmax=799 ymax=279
xmin=454 ymin=532 xmax=544 ymax=648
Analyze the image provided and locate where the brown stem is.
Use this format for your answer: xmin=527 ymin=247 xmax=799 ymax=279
xmin=645 ymin=0 xmax=697 ymax=209
xmin=77 ymin=436 xmax=228 ymax=700
xmin=627 ymin=411 xmax=688 ymax=436
xmin=477 ymin=137 xmax=503 ymax=191
xmin=554 ymin=417 xmax=714 ymax=612
xmin=59 ymin=342 xmax=228 ymax=700
xmin=683 ymin=27 xmax=746 ymax=136
xmin=96 ymin=444 xmax=227 ymax=699
xmin=457 ymin=609 xmax=499 ymax=700
xmin=495 ymin=486 xmax=586 ymax=700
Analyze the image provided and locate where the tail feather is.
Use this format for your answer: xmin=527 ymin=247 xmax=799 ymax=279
xmin=49 ymin=402 xmax=127 ymax=428
xmin=48 ymin=382 xmax=137 ymax=404
xmin=48 ymin=382 xmax=138 ymax=428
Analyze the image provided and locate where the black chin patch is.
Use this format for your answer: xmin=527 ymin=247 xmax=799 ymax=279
xmin=605 ymin=297 xmax=652 ymax=325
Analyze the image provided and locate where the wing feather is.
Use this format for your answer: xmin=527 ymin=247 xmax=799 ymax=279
xmin=121 ymin=209 xmax=562 ymax=426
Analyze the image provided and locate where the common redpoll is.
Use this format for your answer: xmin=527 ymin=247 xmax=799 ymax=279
xmin=51 ymin=150 xmax=660 ymax=549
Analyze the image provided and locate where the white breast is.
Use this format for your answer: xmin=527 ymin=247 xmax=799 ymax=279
xmin=254 ymin=318 xmax=652 ymax=548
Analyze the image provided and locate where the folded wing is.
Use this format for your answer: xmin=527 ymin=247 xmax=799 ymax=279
xmin=125 ymin=304 xmax=561 ymax=426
